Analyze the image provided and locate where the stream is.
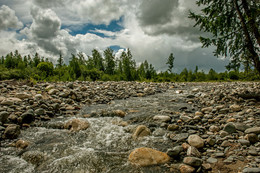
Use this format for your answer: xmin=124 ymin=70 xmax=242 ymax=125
xmin=0 ymin=86 xmax=197 ymax=173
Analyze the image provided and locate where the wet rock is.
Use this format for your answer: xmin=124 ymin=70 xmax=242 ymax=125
xmin=113 ymin=110 xmax=126 ymax=117
xmin=3 ymin=124 xmax=20 ymax=139
xmin=171 ymin=133 xmax=189 ymax=142
xmin=187 ymin=146 xmax=201 ymax=157
xmin=22 ymin=151 xmax=45 ymax=166
xmin=167 ymin=146 xmax=183 ymax=158
xmin=0 ymin=111 xmax=9 ymax=124
xmin=245 ymin=127 xmax=260 ymax=135
xmin=223 ymin=122 xmax=237 ymax=134
xmin=167 ymin=124 xmax=179 ymax=131
xmin=230 ymin=104 xmax=241 ymax=112
xmin=128 ymin=147 xmax=170 ymax=166
xmin=64 ymin=118 xmax=90 ymax=132
xmin=21 ymin=109 xmax=35 ymax=124
xmin=183 ymin=157 xmax=202 ymax=167
xmin=242 ymin=168 xmax=260 ymax=173
xmin=132 ymin=125 xmax=151 ymax=140
xmin=153 ymin=115 xmax=171 ymax=122
xmin=187 ymin=135 xmax=204 ymax=149
xmin=16 ymin=139 xmax=29 ymax=149
xmin=179 ymin=164 xmax=195 ymax=173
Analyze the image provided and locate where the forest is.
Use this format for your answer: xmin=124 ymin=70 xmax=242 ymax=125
xmin=0 ymin=49 xmax=259 ymax=82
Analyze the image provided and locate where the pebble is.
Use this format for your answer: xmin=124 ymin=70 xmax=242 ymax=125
xmin=132 ymin=125 xmax=151 ymax=140
xmin=223 ymin=122 xmax=237 ymax=134
xmin=242 ymin=168 xmax=260 ymax=173
xmin=183 ymin=157 xmax=202 ymax=167
xmin=153 ymin=115 xmax=171 ymax=122
xmin=179 ymin=164 xmax=195 ymax=173
xmin=206 ymin=157 xmax=218 ymax=164
xmin=245 ymin=127 xmax=260 ymax=135
xmin=187 ymin=134 xmax=204 ymax=149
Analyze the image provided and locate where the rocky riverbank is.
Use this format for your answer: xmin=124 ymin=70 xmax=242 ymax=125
xmin=0 ymin=81 xmax=259 ymax=173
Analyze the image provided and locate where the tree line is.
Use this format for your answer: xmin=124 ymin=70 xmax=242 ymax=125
xmin=0 ymin=49 xmax=259 ymax=82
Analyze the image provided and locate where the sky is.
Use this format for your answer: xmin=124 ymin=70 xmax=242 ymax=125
xmin=0 ymin=0 xmax=230 ymax=73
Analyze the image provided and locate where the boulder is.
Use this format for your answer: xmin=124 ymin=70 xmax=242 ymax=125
xmin=15 ymin=92 xmax=31 ymax=99
xmin=187 ymin=135 xmax=204 ymax=149
xmin=21 ymin=109 xmax=35 ymax=124
xmin=64 ymin=119 xmax=90 ymax=132
xmin=128 ymin=147 xmax=170 ymax=166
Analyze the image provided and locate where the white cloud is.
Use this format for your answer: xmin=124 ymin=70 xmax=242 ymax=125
xmin=0 ymin=5 xmax=23 ymax=30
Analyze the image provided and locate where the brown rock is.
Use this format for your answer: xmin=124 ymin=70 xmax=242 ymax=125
xmin=183 ymin=157 xmax=202 ymax=167
xmin=128 ymin=147 xmax=170 ymax=166
xmin=132 ymin=125 xmax=151 ymax=140
xmin=167 ymin=124 xmax=179 ymax=131
xmin=182 ymin=143 xmax=191 ymax=150
xmin=113 ymin=110 xmax=126 ymax=117
xmin=179 ymin=164 xmax=195 ymax=173
xmin=245 ymin=133 xmax=259 ymax=144
xmin=187 ymin=146 xmax=201 ymax=157
xmin=64 ymin=119 xmax=90 ymax=132
xmin=16 ymin=139 xmax=29 ymax=149
xmin=3 ymin=124 xmax=20 ymax=139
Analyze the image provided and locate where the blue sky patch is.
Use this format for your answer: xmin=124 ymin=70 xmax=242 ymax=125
xmin=64 ymin=16 xmax=124 ymax=37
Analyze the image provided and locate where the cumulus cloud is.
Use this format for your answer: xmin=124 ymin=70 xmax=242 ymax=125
xmin=0 ymin=5 xmax=23 ymax=30
xmin=30 ymin=6 xmax=61 ymax=39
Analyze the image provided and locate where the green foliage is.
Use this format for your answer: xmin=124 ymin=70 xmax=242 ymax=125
xmin=37 ymin=62 xmax=54 ymax=78
xmin=189 ymin=0 xmax=260 ymax=74
xmin=104 ymin=48 xmax=115 ymax=75
xmin=166 ymin=53 xmax=175 ymax=73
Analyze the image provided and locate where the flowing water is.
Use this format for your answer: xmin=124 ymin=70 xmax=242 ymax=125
xmin=0 ymin=87 xmax=196 ymax=173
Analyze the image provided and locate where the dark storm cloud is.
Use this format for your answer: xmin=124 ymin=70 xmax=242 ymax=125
xmin=137 ymin=0 xmax=178 ymax=26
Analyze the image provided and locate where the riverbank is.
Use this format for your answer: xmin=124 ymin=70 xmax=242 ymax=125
xmin=0 ymin=81 xmax=259 ymax=172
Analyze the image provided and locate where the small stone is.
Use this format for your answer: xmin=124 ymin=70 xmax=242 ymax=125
xmin=113 ymin=110 xmax=126 ymax=117
xmin=3 ymin=124 xmax=20 ymax=139
xmin=227 ymin=118 xmax=236 ymax=122
xmin=48 ymin=89 xmax=59 ymax=95
xmin=171 ymin=133 xmax=189 ymax=142
xmin=215 ymin=152 xmax=225 ymax=157
xmin=0 ymin=111 xmax=9 ymax=124
xmin=132 ymin=125 xmax=151 ymax=140
xmin=238 ymin=139 xmax=250 ymax=146
xmin=220 ymin=130 xmax=229 ymax=137
xmin=35 ymin=94 xmax=43 ymax=100
xmin=245 ymin=133 xmax=259 ymax=144
xmin=202 ymin=163 xmax=212 ymax=171
xmin=221 ymin=140 xmax=231 ymax=147
xmin=128 ymin=147 xmax=170 ymax=166
xmin=153 ymin=115 xmax=171 ymax=122
xmin=183 ymin=157 xmax=202 ymax=167
xmin=45 ymin=84 xmax=55 ymax=91
xmin=245 ymin=127 xmax=260 ymax=135
xmin=179 ymin=164 xmax=195 ymax=173
xmin=21 ymin=109 xmax=35 ymax=124
xmin=235 ymin=123 xmax=250 ymax=132
xmin=209 ymin=125 xmax=220 ymax=132
xmin=1 ymin=99 xmax=14 ymax=106
xmin=64 ymin=118 xmax=90 ymax=132
xmin=230 ymin=104 xmax=241 ymax=112
xmin=182 ymin=143 xmax=190 ymax=150
xmin=35 ymin=108 xmax=46 ymax=116
xmin=195 ymin=111 xmax=203 ymax=116
xmin=180 ymin=115 xmax=192 ymax=122
xmin=201 ymin=107 xmax=213 ymax=113
xmin=167 ymin=146 xmax=183 ymax=158
xmin=167 ymin=124 xmax=179 ymax=131
xmin=242 ymin=168 xmax=260 ymax=173
xmin=16 ymin=139 xmax=29 ymax=149
xmin=207 ymin=157 xmax=218 ymax=164
xmin=223 ymin=122 xmax=236 ymax=134
xmin=187 ymin=134 xmax=204 ymax=149
xmin=248 ymin=150 xmax=258 ymax=156
xmin=206 ymin=137 xmax=215 ymax=146
xmin=15 ymin=93 xmax=31 ymax=99
xmin=187 ymin=146 xmax=201 ymax=157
